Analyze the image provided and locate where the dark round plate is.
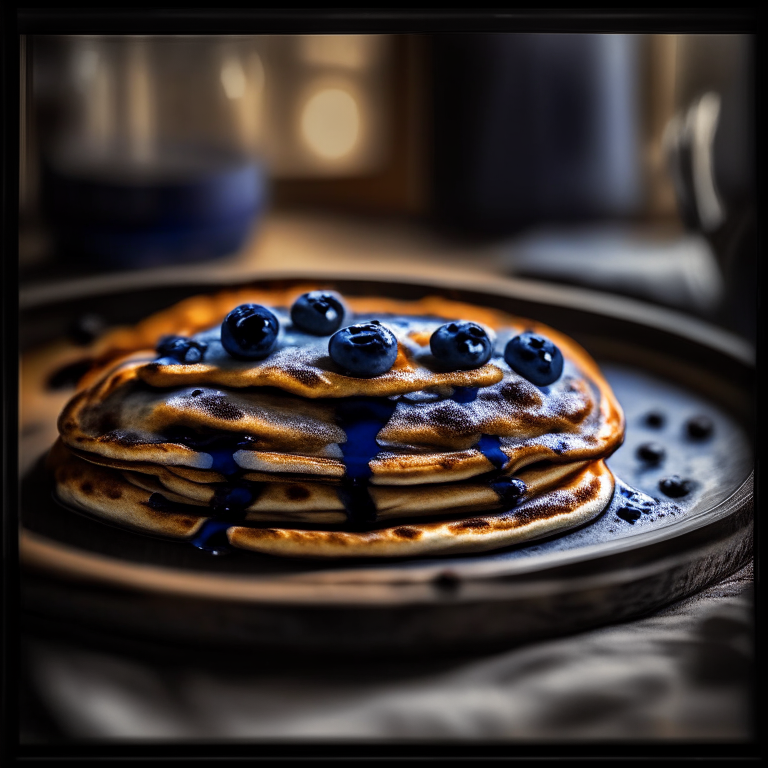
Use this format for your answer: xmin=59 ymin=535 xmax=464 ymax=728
xmin=19 ymin=272 xmax=755 ymax=656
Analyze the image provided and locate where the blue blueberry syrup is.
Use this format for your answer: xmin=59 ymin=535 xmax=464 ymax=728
xmin=221 ymin=304 xmax=279 ymax=360
xmin=636 ymin=442 xmax=665 ymax=465
xmin=610 ymin=478 xmax=682 ymax=526
xmin=430 ymin=322 xmax=492 ymax=370
xmin=504 ymin=332 xmax=564 ymax=387
xmin=335 ymin=397 xmax=398 ymax=528
xmin=290 ymin=291 xmax=346 ymax=336
xmin=210 ymin=483 xmax=258 ymax=519
xmin=475 ymin=434 xmax=508 ymax=470
xmin=191 ymin=520 xmax=233 ymax=555
xmin=329 ymin=321 xmax=398 ymax=378
xmin=157 ymin=428 xmax=268 ymax=554
xmin=451 ymin=386 xmax=479 ymax=404
xmin=613 ymin=481 xmax=657 ymax=524
xmin=156 ymin=335 xmax=208 ymax=364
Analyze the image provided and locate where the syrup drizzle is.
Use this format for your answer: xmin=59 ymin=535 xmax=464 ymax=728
xmin=147 ymin=387 xmax=680 ymax=554
xmin=191 ymin=520 xmax=233 ymax=555
xmin=451 ymin=386 xmax=479 ymax=404
xmin=158 ymin=429 xmax=268 ymax=554
xmin=475 ymin=434 xmax=508 ymax=470
xmin=335 ymin=397 xmax=398 ymax=528
xmin=611 ymin=477 xmax=679 ymax=524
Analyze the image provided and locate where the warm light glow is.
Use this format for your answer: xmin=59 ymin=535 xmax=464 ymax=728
xmin=300 ymin=88 xmax=360 ymax=160
xmin=299 ymin=35 xmax=379 ymax=69
xmin=127 ymin=39 xmax=153 ymax=163
xmin=221 ymin=56 xmax=247 ymax=100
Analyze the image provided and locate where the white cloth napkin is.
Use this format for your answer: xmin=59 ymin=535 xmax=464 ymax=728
xmin=23 ymin=563 xmax=754 ymax=742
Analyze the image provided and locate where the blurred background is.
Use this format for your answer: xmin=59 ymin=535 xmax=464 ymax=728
xmin=19 ymin=33 xmax=756 ymax=340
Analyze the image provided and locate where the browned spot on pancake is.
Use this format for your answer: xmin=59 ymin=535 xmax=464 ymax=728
xmin=425 ymin=407 xmax=477 ymax=438
xmin=106 ymin=487 xmax=122 ymax=499
xmin=392 ymin=526 xmax=421 ymax=540
xmin=450 ymin=518 xmax=491 ymax=531
xmin=573 ymin=476 xmax=601 ymax=504
xmin=282 ymin=367 xmax=323 ymax=387
xmin=61 ymin=420 xmax=76 ymax=432
xmin=79 ymin=481 xmax=94 ymax=494
xmin=144 ymin=363 xmax=161 ymax=373
xmin=285 ymin=485 xmax=310 ymax=501
xmin=500 ymin=379 xmax=542 ymax=407
xmin=437 ymin=454 xmax=469 ymax=471
xmin=101 ymin=430 xmax=147 ymax=446
xmin=75 ymin=437 xmax=86 ymax=442
xmin=195 ymin=393 xmax=243 ymax=421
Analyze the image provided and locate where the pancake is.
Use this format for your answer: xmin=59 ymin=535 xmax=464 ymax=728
xmin=49 ymin=440 xmax=614 ymax=557
xmin=49 ymin=286 xmax=625 ymax=557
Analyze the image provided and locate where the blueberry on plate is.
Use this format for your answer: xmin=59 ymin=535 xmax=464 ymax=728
xmin=156 ymin=335 xmax=208 ymax=364
xmin=659 ymin=475 xmax=693 ymax=498
xmin=644 ymin=410 xmax=666 ymax=428
xmin=504 ymin=332 xmax=564 ymax=387
xmin=291 ymin=291 xmax=346 ymax=335
xmin=430 ymin=321 xmax=492 ymax=369
xmin=686 ymin=414 xmax=714 ymax=440
xmin=221 ymin=304 xmax=279 ymax=360
xmin=636 ymin=442 xmax=665 ymax=465
xmin=329 ymin=321 xmax=398 ymax=377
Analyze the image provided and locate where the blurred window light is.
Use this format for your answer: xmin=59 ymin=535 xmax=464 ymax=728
xmin=300 ymin=87 xmax=360 ymax=160
xmin=298 ymin=35 xmax=380 ymax=70
xmin=221 ymin=56 xmax=247 ymax=100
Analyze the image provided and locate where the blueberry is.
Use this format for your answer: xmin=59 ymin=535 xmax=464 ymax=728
xmin=156 ymin=335 xmax=208 ymax=364
xmin=636 ymin=442 xmax=665 ymax=465
xmin=659 ymin=475 xmax=693 ymax=498
xmin=221 ymin=304 xmax=279 ymax=360
xmin=644 ymin=410 xmax=666 ymax=428
xmin=430 ymin=322 xmax=492 ymax=370
xmin=291 ymin=291 xmax=346 ymax=336
xmin=504 ymin=332 xmax=564 ymax=387
xmin=686 ymin=415 xmax=714 ymax=440
xmin=329 ymin=321 xmax=398 ymax=377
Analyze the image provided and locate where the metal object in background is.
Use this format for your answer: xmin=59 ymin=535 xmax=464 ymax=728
xmin=663 ymin=35 xmax=755 ymax=340
xmin=31 ymin=36 xmax=268 ymax=269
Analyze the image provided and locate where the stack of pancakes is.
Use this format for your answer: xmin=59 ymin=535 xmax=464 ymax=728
xmin=49 ymin=287 xmax=625 ymax=558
